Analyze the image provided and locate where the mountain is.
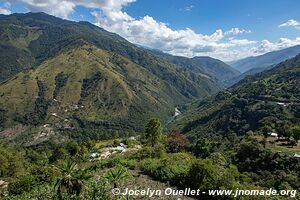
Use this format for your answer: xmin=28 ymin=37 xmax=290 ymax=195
xmin=231 ymin=45 xmax=300 ymax=73
xmin=148 ymin=49 xmax=240 ymax=86
xmin=229 ymin=64 xmax=275 ymax=85
xmin=0 ymin=12 xmax=220 ymax=131
xmin=170 ymin=54 xmax=300 ymax=140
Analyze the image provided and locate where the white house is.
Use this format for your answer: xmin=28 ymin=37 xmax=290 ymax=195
xmin=294 ymin=153 xmax=300 ymax=159
xmin=268 ymin=132 xmax=278 ymax=137
xmin=89 ymin=152 xmax=99 ymax=159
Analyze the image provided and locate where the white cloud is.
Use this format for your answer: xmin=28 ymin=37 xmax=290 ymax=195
xmin=90 ymin=7 xmax=300 ymax=60
xmin=279 ymin=19 xmax=300 ymax=30
xmin=91 ymin=6 xmax=258 ymax=60
xmin=6 ymin=0 xmax=136 ymax=18
xmin=225 ymin=28 xmax=251 ymax=35
xmin=0 ymin=1 xmax=11 ymax=15
xmin=2 ymin=0 xmax=255 ymax=60
xmin=3 ymin=0 xmax=300 ymax=61
xmin=254 ymin=37 xmax=300 ymax=53
xmin=228 ymin=38 xmax=257 ymax=46
xmin=0 ymin=7 xmax=11 ymax=15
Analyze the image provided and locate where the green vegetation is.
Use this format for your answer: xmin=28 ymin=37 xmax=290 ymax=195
xmin=1 ymin=118 xmax=299 ymax=199
xmin=0 ymin=12 xmax=221 ymax=132
xmin=145 ymin=118 xmax=163 ymax=147
xmin=0 ymin=43 xmax=218 ymax=132
xmin=0 ymin=12 xmax=300 ymax=200
xmin=104 ymin=166 xmax=128 ymax=189
xmin=54 ymin=160 xmax=92 ymax=199
xmin=149 ymin=49 xmax=240 ymax=86
xmin=165 ymin=129 xmax=189 ymax=153
xmin=171 ymin=54 xmax=300 ymax=142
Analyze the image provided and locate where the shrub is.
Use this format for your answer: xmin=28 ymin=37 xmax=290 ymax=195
xmin=8 ymin=175 xmax=37 ymax=195
xmin=166 ymin=129 xmax=189 ymax=153
xmin=141 ymin=153 xmax=195 ymax=187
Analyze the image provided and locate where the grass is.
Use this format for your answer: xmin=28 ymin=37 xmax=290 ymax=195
xmin=0 ymin=44 xmax=184 ymax=128
xmin=256 ymin=135 xmax=300 ymax=154
xmin=267 ymin=142 xmax=300 ymax=154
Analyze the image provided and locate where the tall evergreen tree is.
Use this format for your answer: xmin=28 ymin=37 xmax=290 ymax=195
xmin=145 ymin=118 xmax=163 ymax=147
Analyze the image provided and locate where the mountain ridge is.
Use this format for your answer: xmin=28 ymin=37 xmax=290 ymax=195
xmin=231 ymin=45 xmax=300 ymax=73
xmin=147 ymin=49 xmax=240 ymax=86
xmin=0 ymin=13 xmax=220 ymax=130
xmin=170 ymin=54 xmax=300 ymax=140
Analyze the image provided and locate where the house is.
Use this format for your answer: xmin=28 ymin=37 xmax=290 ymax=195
xmin=51 ymin=113 xmax=58 ymax=117
xmin=294 ymin=153 xmax=300 ymax=159
xmin=276 ymin=102 xmax=288 ymax=107
xmin=116 ymin=146 xmax=126 ymax=152
xmin=89 ymin=152 xmax=99 ymax=159
xmin=119 ymin=143 xmax=127 ymax=148
xmin=43 ymin=124 xmax=50 ymax=128
xmin=100 ymin=151 xmax=111 ymax=159
xmin=268 ymin=132 xmax=278 ymax=137
xmin=174 ymin=107 xmax=181 ymax=117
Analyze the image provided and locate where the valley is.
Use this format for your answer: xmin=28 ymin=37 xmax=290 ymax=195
xmin=0 ymin=11 xmax=300 ymax=200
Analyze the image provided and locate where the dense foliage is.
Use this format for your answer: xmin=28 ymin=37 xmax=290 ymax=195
xmin=1 ymin=128 xmax=299 ymax=199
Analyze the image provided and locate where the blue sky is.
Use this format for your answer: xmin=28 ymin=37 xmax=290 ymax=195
xmin=125 ymin=0 xmax=300 ymax=40
xmin=1 ymin=0 xmax=300 ymax=61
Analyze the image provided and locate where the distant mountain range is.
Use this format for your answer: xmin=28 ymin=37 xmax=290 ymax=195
xmin=0 ymin=12 xmax=231 ymax=131
xmin=231 ymin=45 xmax=300 ymax=73
xmin=171 ymin=54 xmax=300 ymax=140
xmin=147 ymin=49 xmax=240 ymax=87
xmin=227 ymin=45 xmax=300 ymax=85
xmin=1 ymin=12 xmax=300 ymax=133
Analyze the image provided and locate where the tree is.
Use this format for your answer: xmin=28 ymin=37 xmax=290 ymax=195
xmin=54 ymin=160 xmax=92 ymax=199
xmin=0 ymin=109 xmax=6 ymax=128
xmin=49 ymin=147 xmax=68 ymax=163
xmin=0 ymin=145 xmax=25 ymax=178
xmin=290 ymin=126 xmax=300 ymax=144
xmin=278 ymin=124 xmax=292 ymax=141
xmin=187 ymin=159 xmax=237 ymax=192
xmin=8 ymin=175 xmax=37 ymax=195
xmin=166 ymin=129 xmax=189 ymax=153
xmin=145 ymin=118 xmax=163 ymax=147
xmin=194 ymin=138 xmax=213 ymax=157
xmin=105 ymin=166 xmax=128 ymax=189
xmin=261 ymin=125 xmax=272 ymax=138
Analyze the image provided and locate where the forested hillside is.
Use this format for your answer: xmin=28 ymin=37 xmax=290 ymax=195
xmin=149 ymin=49 xmax=240 ymax=86
xmin=171 ymin=54 xmax=300 ymax=140
xmin=0 ymin=13 xmax=220 ymax=132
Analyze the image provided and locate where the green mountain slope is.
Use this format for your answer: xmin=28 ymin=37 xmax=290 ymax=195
xmin=0 ymin=44 xmax=218 ymax=131
xmin=0 ymin=12 xmax=220 ymax=90
xmin=148 ymin=49 xmax=240 ymax=86
xmin=0 ymin=12 xmax=221 ymax=131
xmin=0 ymin=12 xmax=134 ymax=81
xmin=171 ymin=54 xmax=300 ymax=140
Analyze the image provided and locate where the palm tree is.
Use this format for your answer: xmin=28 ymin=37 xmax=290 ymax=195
xmin=54 ymin=160 xmax=92 ymax=199
xmin=105 ymin=166 xmax=128 ymax=189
